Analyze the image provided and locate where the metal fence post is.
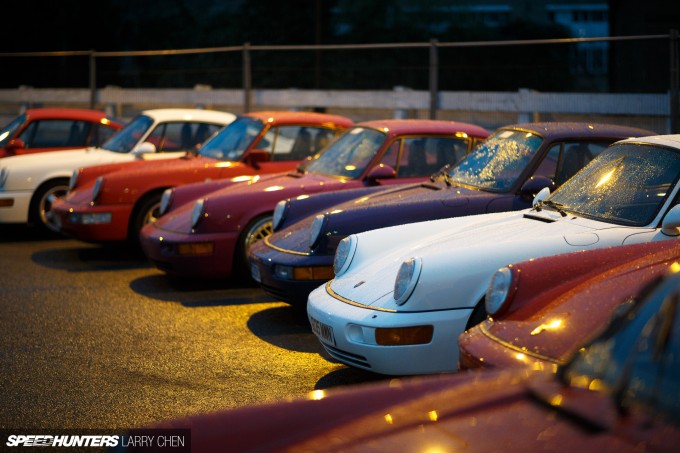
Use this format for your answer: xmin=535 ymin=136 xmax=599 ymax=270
xmin=429 ymin=39 xmax=438 ymax=120
xmin=243 ymin=42 xmax=252 ymax=113
xmin=89 ymin=50 xmax=96 ymax=109
xmin=671 ymin=29 xmax=679 ymax=134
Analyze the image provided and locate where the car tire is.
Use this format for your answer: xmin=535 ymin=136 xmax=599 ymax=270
xmin=29 ymin=178 xmax=70 ymax=234
xmin=129 ymin=191 xmax=164 ymax=245
xmin=234 ymin=214 xmax=273 ymax=281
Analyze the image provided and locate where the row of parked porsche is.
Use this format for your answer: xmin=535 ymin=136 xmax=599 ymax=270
xmin=1 ymin=107 xmax=679 ymax=449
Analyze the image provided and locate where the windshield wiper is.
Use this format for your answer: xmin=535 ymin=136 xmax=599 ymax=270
xmin=430 ymin=164 xmax=452 ymax=186
xmin=534 ymin=200 xmax=568 ymax=217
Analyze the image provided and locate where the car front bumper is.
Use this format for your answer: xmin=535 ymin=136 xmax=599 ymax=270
xmin=0 ymin=190 xmax=32 ymax=223
xmin=307 ymin=283 xmax=473 ymax=375
xmin=53 ymin=200 xmax=132 ymax=242
xmin=249 ymin=239 xmax=333 ymax=305
xmin=139 ymin=223 xmax=239 ymax=279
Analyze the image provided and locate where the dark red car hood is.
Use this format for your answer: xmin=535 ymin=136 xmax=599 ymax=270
xmin=147 ymin=368 xmax=676 ymax=452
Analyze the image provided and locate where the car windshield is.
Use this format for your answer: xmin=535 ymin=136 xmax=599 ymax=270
xmin=447 ymin=129 xmax=543 ymax=191
xmin=198 ymin=116 xmax=265 ymax=161
xmin=548 ymin=143 xmax=680 ymax=226
xmin=304 ymin=127 xmax=386 ymax=178
xmin=0 ymin=114 xmax=27 ymax=147
xmin=101 ymin=114 xmax=154 ymax=153
xmin=560 ymin=272 xmax=680 ymax=425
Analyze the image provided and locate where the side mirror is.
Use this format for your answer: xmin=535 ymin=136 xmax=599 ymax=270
xmin=132 ymin=141 xmax=156 ymax=156
xmin=661 ymin=204 xmax=680 ymax=236
xmin=365 ymin=164 xmax=396 ymax=185
xmin=520 ymin=176 xmax=554 ymax=201
xmin=532 ymin=186 xmax=551 ymax=207
xmin=5 ymin=138 xmax=26 ymax=154
xmin=247 ymin=149 xmax=270 ymax=169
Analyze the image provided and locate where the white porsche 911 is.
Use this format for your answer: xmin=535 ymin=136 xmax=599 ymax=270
xmin=308 ymin=134 xmax=680 ymax=375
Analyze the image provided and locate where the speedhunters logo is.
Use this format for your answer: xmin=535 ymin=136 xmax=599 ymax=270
xmin=2 ymin=429 xmax=190 ymax=451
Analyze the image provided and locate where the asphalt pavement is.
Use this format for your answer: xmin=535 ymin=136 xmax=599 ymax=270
xmin=0 ymin=225 xmax=387 ymax=430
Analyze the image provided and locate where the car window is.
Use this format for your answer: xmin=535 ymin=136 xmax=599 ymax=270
xmin=397 ymin=137 xmax=470 ymax=177
xmin=0 ymin=114 xmax=26 ymax=146
xmin=262 ymin=126 xmax=339 ymax=161
xmin=146 ymin=122 xmax=216 ymax=152
xmin=563 ymin=274 xmax=680 ymax=423
xmin=550 ymin=143 xmax=680 ymax=226
xmin=18 ymin=119 xmax=89 ymax=148
xmin=91 ymin=123 xmax=119 ymax=146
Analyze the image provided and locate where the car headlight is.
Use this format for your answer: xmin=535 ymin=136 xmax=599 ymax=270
xmin=485 ymin=266 xmax=516 ymax=316
xmin=309 ymin=213 xmax=328 ymax=249
xmin=92 ymin=177 xmax=104 ymax=201
xmin=393 ymin=257 xmax=422 ymax=305
xmin=191 ymin=198 xmax=206 ymax=229
xmin=272 ymin=199 xmax=288 ymax=231
xmin=159 ymin=188 xmax=174 ymax=216
xmin=68 ymin=170 xmax=79 ymax=191
xmin=0 ymin=168 xmax=8 ymax=189
xmin=333 ymin=234 xmax=358 ymax=277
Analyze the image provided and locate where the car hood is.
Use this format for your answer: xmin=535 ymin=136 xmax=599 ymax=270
xmin=0 ymin=147 xmax=135 ymax=190
xmin=153 ymin=172 xmax=358 ymax=235
xmin=150 ymin=368 xmax=668 ymax=452
xmin=480 ymin=254 xmax=675 ymax=365
xmin=268 ymin=182 xmax=503 ymax=253
xmin=329 ymin=210 xmax=649 ymax=311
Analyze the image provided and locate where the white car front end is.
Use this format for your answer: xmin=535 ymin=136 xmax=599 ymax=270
xmin=308 ymin=134 xmax=680 ymax=375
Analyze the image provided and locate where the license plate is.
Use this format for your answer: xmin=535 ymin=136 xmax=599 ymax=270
xmin=309 ymin=316 xmax=335 ymax=346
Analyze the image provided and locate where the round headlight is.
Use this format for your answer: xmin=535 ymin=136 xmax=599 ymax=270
xmin=485 ymin=267 xmax=514 ymax=316
xmin=333 ymin=235 xmax=358 ymax=277
xmin=309 ymin=213 xmax=328 ymax=249
xmin=191 ymin=198 xmax=206 ymax=229
xmin=393 ymin=257 xmax=422 ymax=305
xmin=92 ymin=177 xmax=104 ymax=201
xmin=68 ymin=170 xmax=79 ymax=191
xmin=160 ymin=188 xmax=174 ymax=216
xmin=272 ymin=199 xmax=288 ymax=231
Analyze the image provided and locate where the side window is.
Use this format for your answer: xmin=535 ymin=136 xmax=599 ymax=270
xmin=398 ymin=137 xmax=471 ymax=178
xmin=91 ymin=123 xmax=118 ymax=146
xmin=533 ymin=143 xmax=560 ymax=183
xmin=554 ymin=142 xmax=604 ymax=186
xmin=266 ymin=126 xmax=339 ymax=161
xmin=379 ymin=139 xmax=400 ymax=169
xmin=19 ymin=120 xmax=86 ymax=148
xmin=146 ymin=122 xmax=218 ymax=152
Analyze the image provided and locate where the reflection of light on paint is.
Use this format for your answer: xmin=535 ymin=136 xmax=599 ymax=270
xmin=296 ymin=194 xmax=310 ymax=200
xmin=428 ymin=411 xmax=438 ymax=422
xmin=515 ymin=353 xmax=527 ymax=363
xmin=384 ymin=414 xmax=393 ymax=425
xmin=182 ymin=115 xmax=194 ymax=120
xmin=0 ymin=131 xmax=9 ymax=142
xmin=525 ymin=133 xmax=533 ymax=138
xmin=588 ymin=125 xmax=594 ymax=129
xmin=330 ymin=209 xmax=343 ymax=214
xmin=354 ymin=196 xmax=369 ymax=204
xmin=100 ymin=118 xmax=111 ymax=125
xmin=530 ymin=319 xmax=563 ymax=336
xmin=264 ymin=186 xmax=284 ymax=192
xmin=215 ymin=162 xmax=234 ymax=168
xmin=309 ymin=390 xmax=325 ymax=400
xmin=671 ymin=262 xmax=680 ymax=273
xmin=595 ymin=168 xmax=616 ymax=188
xmin=455 ymin=132 xmax=468 ymax=138
xmin=232 ymin=175 xmax=253 ymax=182
xmin=550 ymin=395 xmax=563 ymax=406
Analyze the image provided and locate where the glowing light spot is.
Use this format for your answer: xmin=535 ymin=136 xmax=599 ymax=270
xmin=550 ymin=395 xmax=563 ymax=406
xmin=309 ymin=389 xmax=326 ymax=400
xmin=159 ymin=237 xmax=164 ymax=242
xmin=671 ymin=262 xmax=680 ymax=273
xmin=384 ymin=414 xmax=394 ymax=424
xmin=330 ymin=209 xmax=343 ymax=214
xmin=215 ymin=162 xmax=233 ymax=168
xmin=345 ymin=165 xmax=357 ymax=171
xmin=530 ymin=319 xmax=563 ymax=336
xmin=428 ymin=411 xmax=438 ymax=422
xmin=296 ymin=194 xmax=310 ymax=200
xmin=264 ymin=185 xmax=284 ymax=192
xmin=100 ymin=118 xmax=110 ymax=125
xmin=455 ymin=132 xmax=468 ymax=138
xmin=232 ymin=175 xmax=253 ymax=183
xmin=515 ymin=353 xmax=527 ymax=362
xmin=595 ymin=168 xmax=616 ymax=188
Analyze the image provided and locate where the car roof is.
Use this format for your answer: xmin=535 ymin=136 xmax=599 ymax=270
xmin=620 ymin=133 xmax=680 ymax=149
xmin=354 ymin=119 xmax=489 ymax=137
xmin=243 ymin=111 xmax=354 ymax=127
xmin=500 ymin=122 xmax=657 ymax=140
xmin=139 ymin=108 xmax=236 ymax=124
xmin=24 ymin=108 xmax=118 ymax=123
